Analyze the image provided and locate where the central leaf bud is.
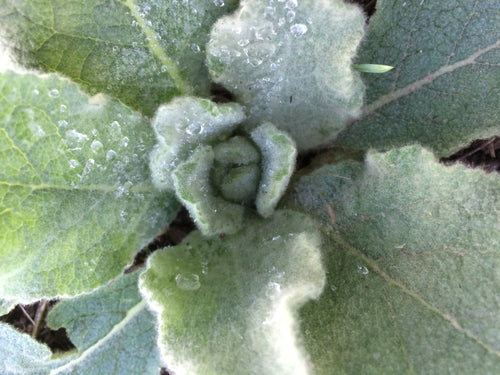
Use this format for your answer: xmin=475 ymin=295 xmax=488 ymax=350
xmin=212 ymin=136 xmax=261 ymax=205
xmin=150 ymin=97 xmax=297 ymax=235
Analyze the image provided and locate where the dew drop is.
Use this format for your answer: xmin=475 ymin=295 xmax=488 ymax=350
xmin=161 ymin=65 xmax=167 ymax=73
xmin=109 ymin=121 xmax=122 ymax=139
xmin=330 ymin=285 xmax=337 ymax=292
xmin=112 ymin=45 xmax=119 ymax=52
xmin=357 ymin=265 xmax=369 ymax=275
xmin=175 ymin=273 xmax=201 ymax=291
xmin=48 ymin=89 xmax=59 ymax=98
xmin=238 ymin=39 xmax=250 ymax=47
xmin=265 ymin=281 xmax=281 ymax=299
xmin=90 ymin=140 xmax=103 ymax=154
xmin=120 ymin=210 xmax=128 ymax=222
xmin=272 ymin=235 xmax=281 ymax=241
xmin=32 ymin=89 xmax=39 ymax=95
xmin=57 ymin=120 xmax=68 ymax=129
xmin=59 ymin=104 xmax=67 ymax=113
xmin=191 ymin=44 xmax=200 ymax=53
xmin=69 ymin=159 xmax=79 ymax=169
xmin=290 ymin=23 xmax=308 ymax=37
xmin=106 ymin=150 xmax=117 ymax=160
xmin=213 ymin=0 xmax=224 ymax=6
xmin=31 ymin=124 xmax=45 ymax=137
xmin=65 ymin=129 xmax=88 ymax=146
xmin=119 ymin=136 xmax=129 ymax=148
xmin=286 ymin=10 xmax=296 ymax=23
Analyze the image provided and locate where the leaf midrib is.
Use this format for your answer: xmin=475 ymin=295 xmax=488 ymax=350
xmin=50 ymin=300 xmax=147 ymax=374
xmin=361 ymin=39 xmax=500 ymax=118
xmin=6 ymin=0 xmax=190 ymax=95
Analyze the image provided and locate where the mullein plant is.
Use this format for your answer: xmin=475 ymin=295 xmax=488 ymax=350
xmin=0 ymin=0 xmax=498 ymax=374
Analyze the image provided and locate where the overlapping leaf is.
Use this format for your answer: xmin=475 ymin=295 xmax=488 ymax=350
xmin=0 ymin=0 xmax=238 ymax=115
xmin=0 ymin=71 xmax=179 ymax=302
xmin=287 ymin=145 xmax=500 ymax=373
xmin=207 ymin=0 xmax=365 ymax=151
xmin=0 ymin=323 xmax=58 ymax=374
xmin=47 ymin=271 xmax=161 ymax=374
xmin=139 ymin=210 xmax=325 ymax=375
xmin=334 ymin=0 xmax=500 ymax=156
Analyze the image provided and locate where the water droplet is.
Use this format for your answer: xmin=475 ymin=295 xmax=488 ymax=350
xmin=265 ymin=281 xmax=281 ymax=299
xmin=65 ymin=129 xmax=88 ymax=146
xmin=262 ymin=312 xmax=276 ymax=325
xmin=32 ymin=89 xmax=39 ymax=95
xmin=286 ymin=10 xmax=296 ymax=23
xmin=59 ymin=104 xmax=67 ymax=113
xmin=120 ymin=210 xmax=128 ymax=222
xmin=238 ymin=39 xmax=250 ymax=47
xmin=161 ymin=65 xmax=167 ymax=73
xmin=90 ymin=140 xmax=103 ymax=154
xmin=69 ymin=159 xmax=79 ymax=169
xmin=106 ymin=150 xmax=117 ymax=160
xmin=57 ymin=120 xmax=68 ymax=129
xmin=213 ymin=0 xmax=224 ymax=6
xmin=357 ymin=265 xmax=369 ymax=275
xmin=112 ymin=45 xmax=119 ymax=52
xmin=290 ymin=23 xmax=308 ymax=37
xmin=30 ymin=124 xmax=45 ymax=137
xmin=48 ymin=89 xmax=59 ymax=98
xmin=277 ymin=17 xmax=286 ymax=26
xmin=109 ymin=121 xmax=122 ymax=139
xmin=131 ymin=20 xmax=138 ymax=27
xmin=272 ymin=235 xmax=281 ymax=241
xmin=119 ymin=136 xmax=129 ymax=148
xmin=201 ymin=261 xmax=209 ymax=275
xmin=132 ymin=41 xmax=138 ymax=48
xmin=175 ymin=273 xmax=201 ymax=291
xmin=191 ymin=44 xmax=200 ymax=53
xmin=80 ymin=158 xmax=95 ymax=181
xmin=285 ymin=0 xmax=298 ymax=8
xmin=330 ymin=285 xmax=337 ymax=292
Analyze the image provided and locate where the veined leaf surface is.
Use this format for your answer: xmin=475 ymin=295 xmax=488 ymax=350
xmin=0 ymin=71 xmax=179 ymax=302
xmin=334 ymin=0 xmax=500 ymax=156
xmin=288 ymin=145 xmax=500 ymax=373
xmin=0 ymin=0 xmax=238 ymax=115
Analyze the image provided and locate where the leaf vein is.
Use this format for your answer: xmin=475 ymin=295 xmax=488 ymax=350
xmin=331 ymin=232 xmax=500 ymax=358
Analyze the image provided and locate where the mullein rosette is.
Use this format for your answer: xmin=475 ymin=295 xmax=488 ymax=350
xmin=150 ymin=97 xmax=297 ymax=235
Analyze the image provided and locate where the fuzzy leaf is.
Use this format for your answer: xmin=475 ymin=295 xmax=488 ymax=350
xmin=173 ymin=145 xmax=246 ymax=236
xmin=334 ymin=0 xmax=500 ymax=156
xmin=207 ymin=0 xmax=365 ymax=151
xmin=0 ymin=323 xmax=55 ymax=374
xmin=0 ymin=71 xmax=179 ymax=302
xmin=139 ymin=210 xmax=325 ymax=375
xmin=0 ymin=0 xmax=238 ymax=115
xmin=149 ymin=97 xmax=246 ymax=191
xmin=287 ymin=145 xmax=500 ymax=373
xmin=47 ymin=271 xmax=161 ymax=374
xmin=251 ymin=122 xmax=297 ymax=217
xmin=151 ymin=98 xmax=297 ymax=235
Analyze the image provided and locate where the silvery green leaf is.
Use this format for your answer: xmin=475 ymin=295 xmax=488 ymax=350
xmin=207 ymin=0 xmax=366 ymax=151
xmin=139 ymin=210 xmax=325 ymax=375
xmin=0 ymin=71 xmax=179 ymax=302
xmin=0 ymin=0 xmax=238 ymax=115
xmin=334 ymin=0 xmax=500 ymax=156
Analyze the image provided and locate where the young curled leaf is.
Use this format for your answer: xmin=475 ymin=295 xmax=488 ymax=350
xmin=150 ymin=97 xmax=297 ymax=235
